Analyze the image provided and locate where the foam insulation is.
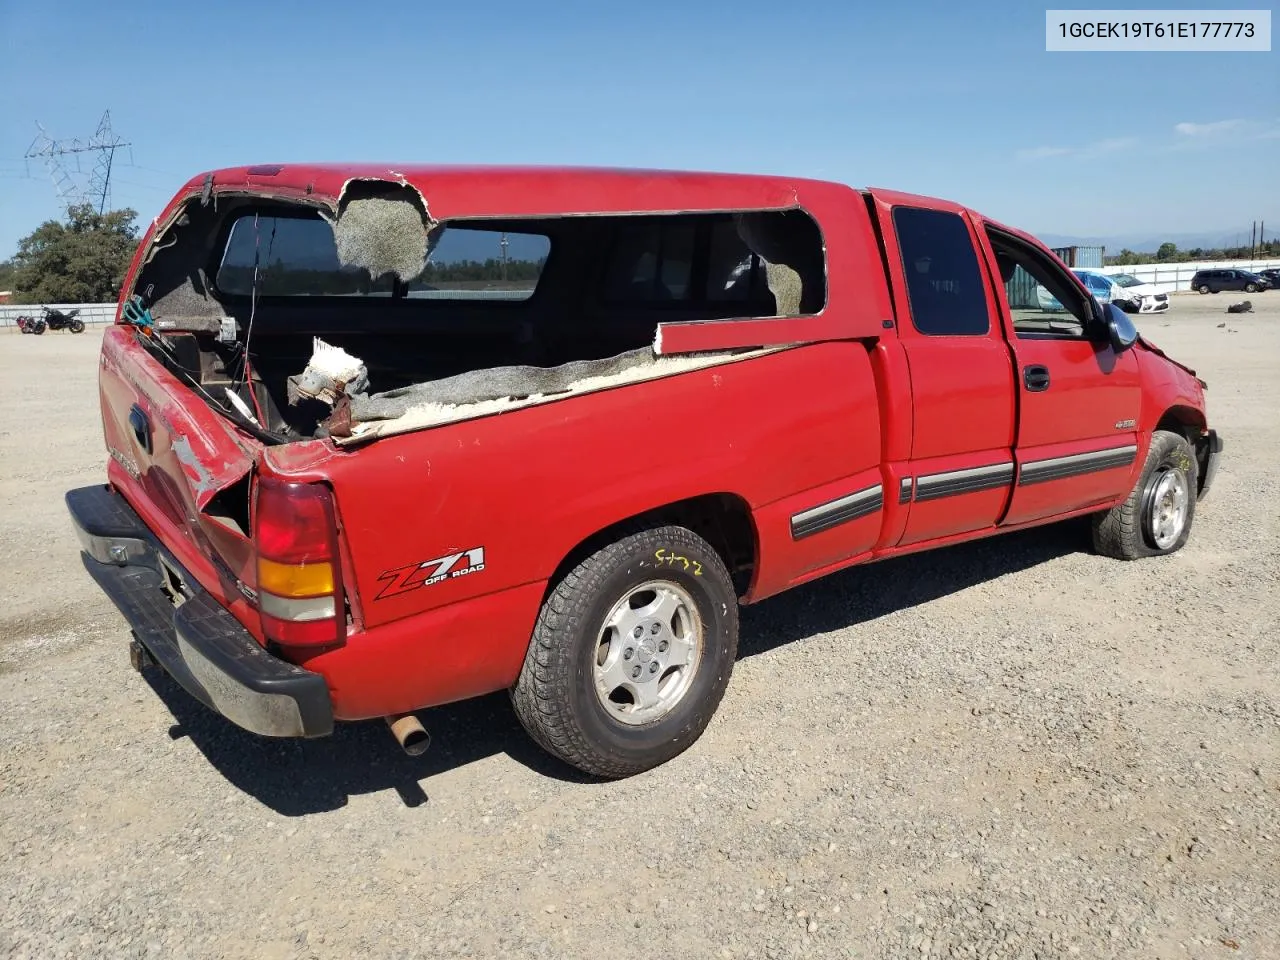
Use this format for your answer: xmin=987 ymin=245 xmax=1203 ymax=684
xmin=332 ymin=193 xmax=436 ymax=283
xmin=334 ymin=347 xmax=782 ymax=445
xmin=287 ymin=337 xmax=370 ymax=406
xmin=349 ymin=348 xmax=654 ymax=422
xmin=761 ymin=261 xmax=803 ymax=316
xmin=734 ymin=212 xmax=820 ymax=316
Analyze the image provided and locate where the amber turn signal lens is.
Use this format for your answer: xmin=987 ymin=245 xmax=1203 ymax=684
xmin=257 ymin=557 xmax=335 ymax=598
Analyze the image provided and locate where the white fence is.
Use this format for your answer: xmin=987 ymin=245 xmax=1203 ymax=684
xmin=0 ymin=302 xmax=118 ymax=329
xmin=2 ymin=257 xmax=1276 ymax=327
xmin=1097 ymin=258 xmax=1280 ymax=294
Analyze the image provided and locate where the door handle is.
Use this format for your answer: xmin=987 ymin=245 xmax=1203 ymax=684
xmin=128 ymin=404 xmax=153 ymax=454
xmin=1023 ymin=365 xmax=1050 ymax=392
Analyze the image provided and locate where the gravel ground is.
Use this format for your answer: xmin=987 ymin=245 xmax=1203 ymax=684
xmin=1 ymin=296 xmax=1277 ymax=960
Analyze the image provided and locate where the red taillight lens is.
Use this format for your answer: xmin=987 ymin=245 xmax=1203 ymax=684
xmin=253 ymin=477 xmax=344 ymax=647
xmin=255 ymin=479 xmax=335 ymax=565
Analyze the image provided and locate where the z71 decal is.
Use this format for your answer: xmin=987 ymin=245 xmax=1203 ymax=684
xmin=376 ymin=547 xmax=486 ymax=600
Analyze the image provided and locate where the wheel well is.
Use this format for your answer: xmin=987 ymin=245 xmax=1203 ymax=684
xmin=547 ymin=493 xmax=758 ymax=598
xmin=1155 ymin=406 xmax=1209 ymax=491
xmin=1155 ymin=406 xmax=1204 ymax=445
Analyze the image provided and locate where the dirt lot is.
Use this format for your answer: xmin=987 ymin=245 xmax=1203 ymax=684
xmin=1 ymin=296 xmax=1277 ymax=960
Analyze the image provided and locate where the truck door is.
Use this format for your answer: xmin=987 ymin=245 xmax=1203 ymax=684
xmin=974 ymin=223 xmax=1143 ymax=527
xmin=868 ymin=192 xmax=1017 ymax=547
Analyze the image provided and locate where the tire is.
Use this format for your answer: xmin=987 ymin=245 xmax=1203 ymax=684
xmin=510 ymin=524 xmax=739 ymax=778
xmin=70 ymin=319 xmax=85 ymax=333
xmin=1245 ymin=283 xmax=1258 ymax=293
xmin=1197 ymin=285 xmax=1210 ymax=294
xmin=1092 ymin=430 xmax=1197 ymax=560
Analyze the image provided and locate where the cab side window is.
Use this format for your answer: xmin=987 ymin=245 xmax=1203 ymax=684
xmin=986 ymin=228 xmax=1096 ymax=339
xmin=892 ymin=207 xmax=990 ymax=336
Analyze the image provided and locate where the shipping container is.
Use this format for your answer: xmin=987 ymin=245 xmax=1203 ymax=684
xmin=1050 ymin=245 xmax=1106 ymax=268
xmin=1005 ymin=271 xmax=1040 ymax=310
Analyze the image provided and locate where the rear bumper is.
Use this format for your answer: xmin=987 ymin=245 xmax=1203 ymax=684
xmin=66 ymin=484 xmax=334 ymax=739
xmin=1197 ymin=430 xmax=1223 ymax=501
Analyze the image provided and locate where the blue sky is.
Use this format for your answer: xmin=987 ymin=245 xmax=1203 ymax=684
xmin=1 ymin=0 xmax=1276 ymax=258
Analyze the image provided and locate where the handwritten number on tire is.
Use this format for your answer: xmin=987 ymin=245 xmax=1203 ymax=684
xmin=654 ymin=548 xmax=702 ymax=575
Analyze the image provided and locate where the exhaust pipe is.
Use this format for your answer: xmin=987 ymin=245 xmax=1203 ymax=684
xmin=386 ymin=713 xmax=431 ymax=756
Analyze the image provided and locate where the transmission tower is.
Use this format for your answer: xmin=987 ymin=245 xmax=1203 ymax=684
xmin=24 ymin=110 xmax=133 ymax=214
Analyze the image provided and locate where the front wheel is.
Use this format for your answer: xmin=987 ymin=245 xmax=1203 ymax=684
xmin=1198 ymin=285 xmax=1210 ymax=294
xmin=510 ymin=524 xmax=739 ymax=778
xmin=1092 ymin=430 xmax=1197 ymax=560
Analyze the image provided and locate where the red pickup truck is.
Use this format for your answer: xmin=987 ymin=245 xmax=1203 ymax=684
xmin=68 ymin=164 xmax=1222 ymax=779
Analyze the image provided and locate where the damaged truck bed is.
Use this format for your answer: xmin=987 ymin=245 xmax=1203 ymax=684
xmin=292 ymin=338 xmax=775 ymax=443
xmin=68 ymin=163 xmax=1221 ymax=780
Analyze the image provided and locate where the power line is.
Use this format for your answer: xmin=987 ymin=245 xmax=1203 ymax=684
xmin=23 ymin=110 xmax=133 ymax=214
xmin=108 ymin=177 xmax=173 ymax=193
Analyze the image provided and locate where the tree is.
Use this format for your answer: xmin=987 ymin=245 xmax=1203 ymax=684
xmin=0 ymin=259 xmax=16 ymax=292
xmin=9 ymin=204 xmax=139 ymax=304
xmin=1155 ymin=242 xmax=1177 ymax=261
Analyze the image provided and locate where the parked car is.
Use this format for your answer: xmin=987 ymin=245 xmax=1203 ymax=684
xmin=66 ymin=164 xmax=1223 ymax=779
xmin=1035 ymin=269 xmax=1169 ymax=315
xmin=1103 ymin=272 xmax=1171 ymax=313
xmin=1190 ymin=268 xmax=1271 ymax=294
xmin=1256 ymin=267 xmax=1280 ymax=287
xmin=1056 ymin=269 xmax=1170 ymax=314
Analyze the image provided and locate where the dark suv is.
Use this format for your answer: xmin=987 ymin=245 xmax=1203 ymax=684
xmin=1258 ymin=268 xmax=1280 ymax=287
xmin=1190 ymin=268 xmax=1271 ymax=294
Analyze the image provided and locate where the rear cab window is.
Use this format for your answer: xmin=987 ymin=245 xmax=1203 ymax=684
xmin=216 ymin=214 xmax=550 ymax=301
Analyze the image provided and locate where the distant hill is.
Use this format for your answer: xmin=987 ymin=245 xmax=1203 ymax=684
xmin=1036 ymin=229 xmax=1271 ymax=254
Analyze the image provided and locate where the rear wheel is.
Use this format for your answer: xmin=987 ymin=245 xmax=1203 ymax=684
xmin=70 ymin=318 xmax=85 ymax=333
xmin=510 ymin=524 xmax=739 ymax=778
xmin=1245 ymin=283 xmax=1258 ymax=293
xmin=1092 ymin=430 xmax=1197 ymax=560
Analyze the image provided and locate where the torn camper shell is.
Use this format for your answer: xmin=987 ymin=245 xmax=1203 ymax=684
xmin=133 ymin=163 xmax=889 ymax=341
xmin=119 ymin=165 xmax=893 ymax=446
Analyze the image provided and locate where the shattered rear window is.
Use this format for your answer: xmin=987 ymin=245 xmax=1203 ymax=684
xmin=215 ymin=214 xmax=549 ymax=300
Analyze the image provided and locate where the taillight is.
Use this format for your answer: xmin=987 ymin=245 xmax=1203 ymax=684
xmin=253 ymin=476 xmax=345 ymax=647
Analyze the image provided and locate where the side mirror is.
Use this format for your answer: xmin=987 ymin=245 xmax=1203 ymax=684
xmin=1105 ymin=302 xmax=1138 ymax=353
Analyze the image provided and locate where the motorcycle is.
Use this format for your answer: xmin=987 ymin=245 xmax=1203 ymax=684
xmin=41 ymin=306 xmax=86 ymax=333
xmin=15 ymin=314 xmax=46 ymax=335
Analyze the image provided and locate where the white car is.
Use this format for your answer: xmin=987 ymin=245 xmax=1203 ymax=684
xmin=1076 ymin=269 xmax=1170 ymax=314
xmin=1101 ymin=272 xmax=1170 ymax=314
xmin=1036 ymin=269 xmax=1170 ymax=314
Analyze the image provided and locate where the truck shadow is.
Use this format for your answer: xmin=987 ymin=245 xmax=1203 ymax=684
xmin=736 ymin=520 xmax=1089 ymax=659
xmin=149 ymin=519 xmax=1088 ymax=816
